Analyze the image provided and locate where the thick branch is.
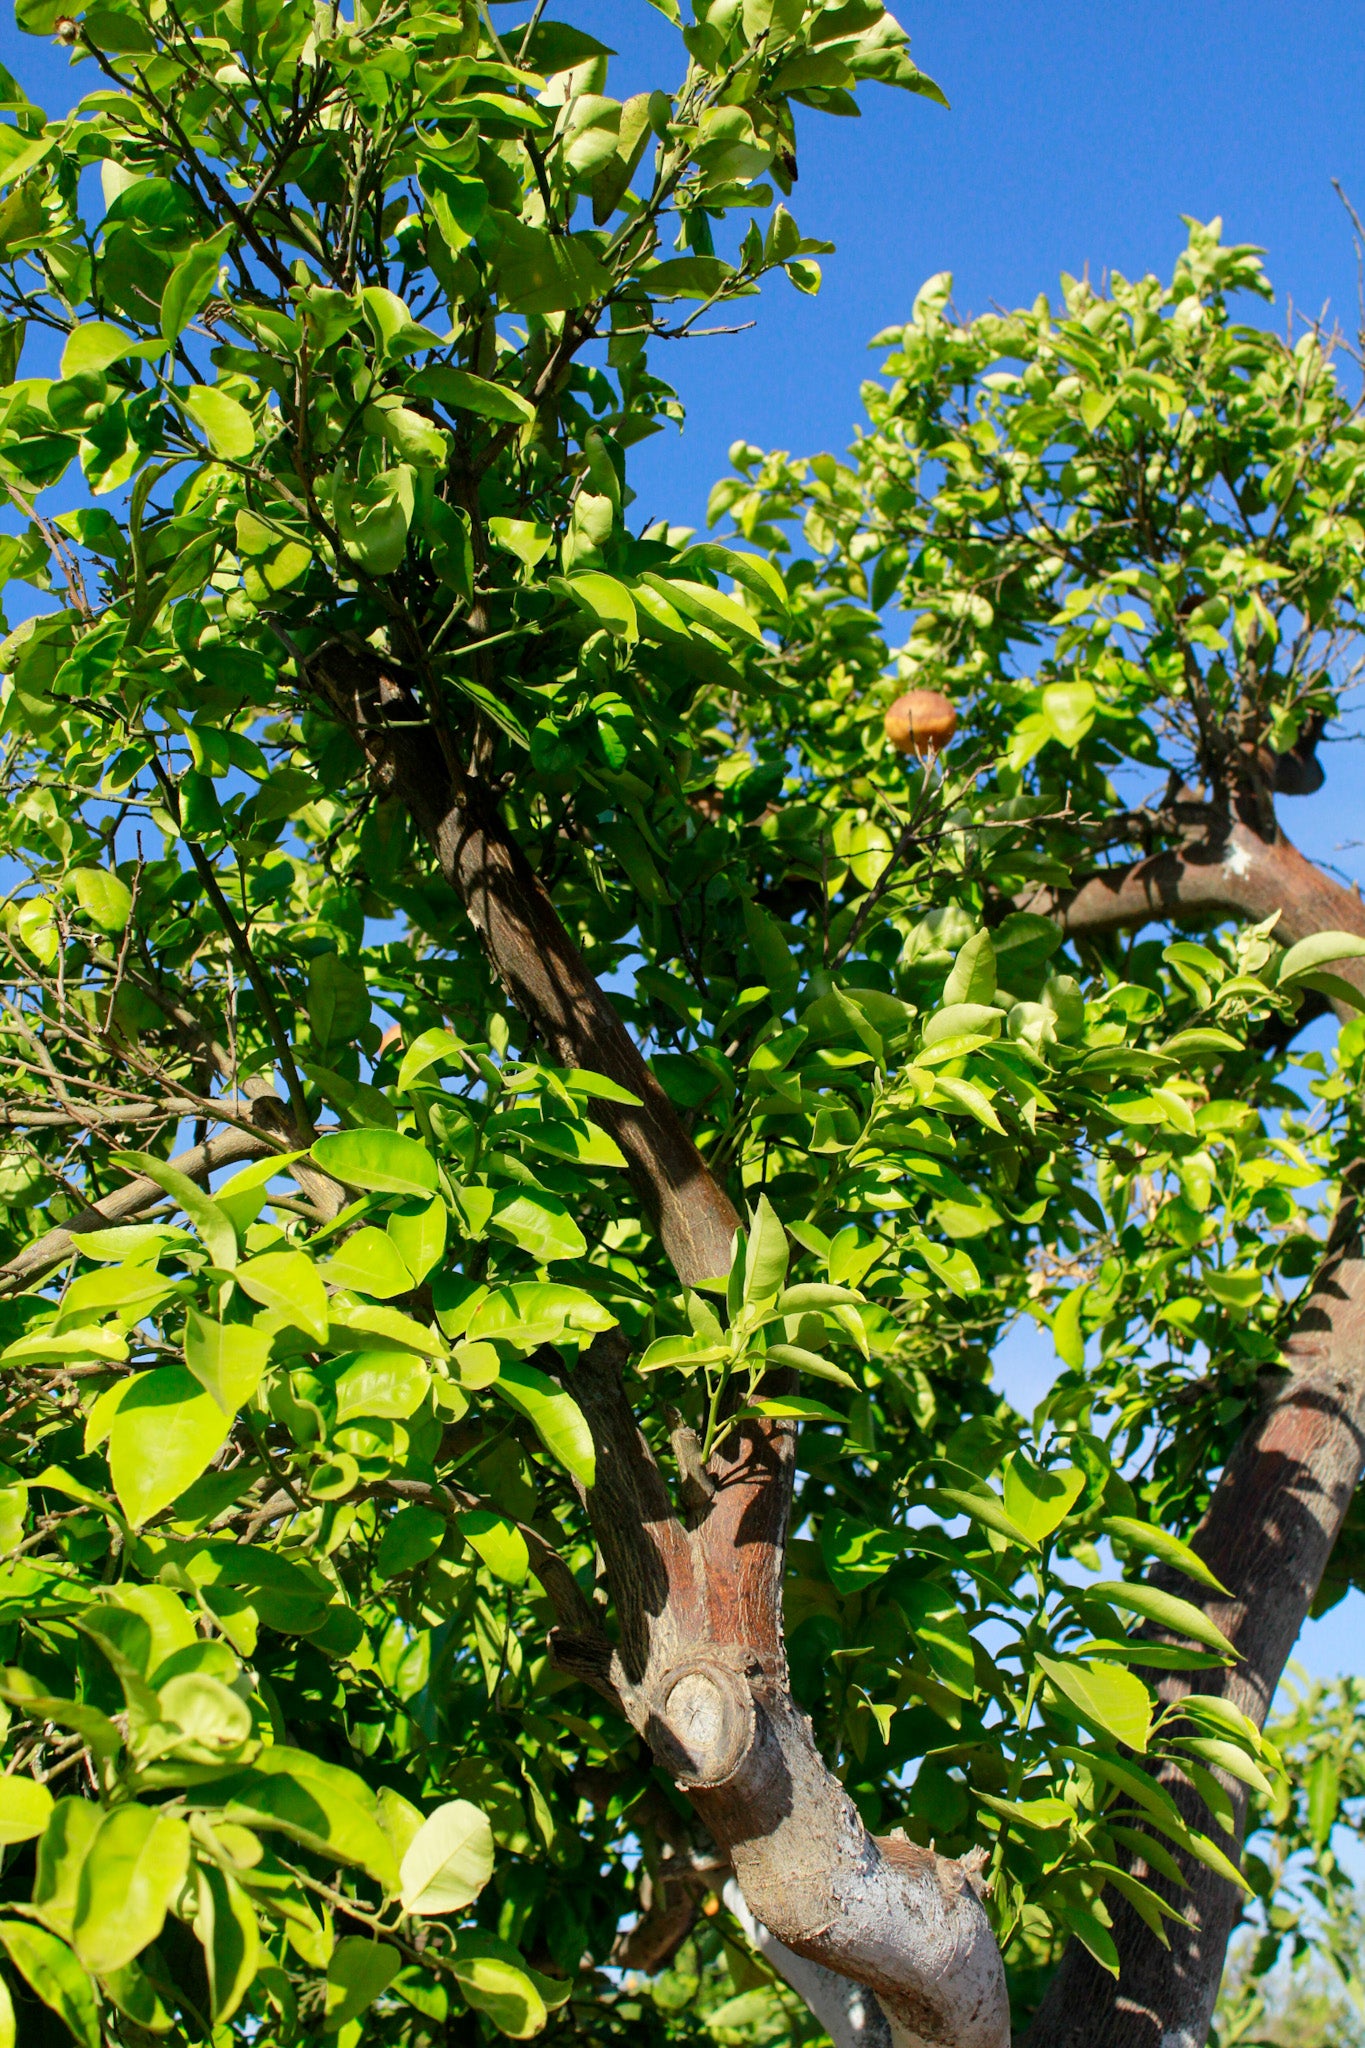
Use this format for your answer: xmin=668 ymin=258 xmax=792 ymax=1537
xmin=0 ymin=1125 xmax=272 ymax=1293
xmin=1028 ymin=1169 xmax=1365 ymax=2047
xmin=311 ymin=646 xmax=1007 ymax=2048
xmin=311 ymin=645 xmax=738 ymax=1287
xmin=1045 ymin=811 xmax=1365 ymax=994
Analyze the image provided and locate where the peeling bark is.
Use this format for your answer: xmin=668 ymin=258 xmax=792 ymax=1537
xmin=1027 ymin=807 xmax=1365 ymax=2047
xmin=312 ymin=645 xmax=1009 ymax=2048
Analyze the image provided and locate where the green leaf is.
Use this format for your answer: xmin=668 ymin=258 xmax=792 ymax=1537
xmin=110 ymin=1367 xmax=234 ymax=1526
xmin=111 ymin=1150 xmax=238 ymax=1270
xmin=199 ymin=1750 xmax=399 ymax=1891
xmin=322 ymin=1226 xmax=415 ymax=1301
xmin=0 ymin=1775 xmax=51 ymax=1843
xmin=977 ymin=1792 xmax=1073 ymax=1831
xmin=455 ymin=1510 xmax=529 ymax=1586
xmin=742 ymin=1395 xmax=844 ymax=1423
xmin=489 ymin=1190 xmax=586 ymax=1264
xmin=60 ymin=322 xmax=134 ymax=379
xmin=184 ymin=384 xmax=255 ymax=460
xmin=943 ymin=929 xmax=996 ymax=1006
xmin=762 ymin=1344 xmax=856 ymax=1386
xmin=400 ymin=1799 xmax=495 ymax=1914
xmin=1099 ymin=1517 xmax=1229 ymax=1596
xmin=635 ymin=1333 xmax=729 ymax=1375
xmin=897 ymin=1580 xmax=976 ymax=1698
xmin=927 ymin=1484 xmax=1036 ymax=1549
xmin=450 ymin=1951 xmax=547 ymax=2039
xmin=72 ymin=1805 xmax=190 ymax=1975
xmin=1089 ymin=1582 xmax=1237 ymax=1658
xmin=0 ymin=1922 xmax=99 ymax=2048
xmin=395 ymin=1027 xmax=466 ymax=1093
xmin=496 ymin=1361 xmax=595 ymax=1488
xmin=387 ymin=1197 xmax=448 ymax=1286
xmin=1307 ymin=1751 xmax=1340 ymax=1848
xmin=408 ymin=366 xmax=536 ymax=426
xmin=236 ymin=1249 xmax=329 ymax=1343
xmin=334 ymin=1351 xmax=430 ymax=1422
xmin=311 ymin=1129 xmax=438 ymax=1198
xmin=183 ymin=1311 xmax=270 ymax=1414
xmin=325 ymin=1938 xmax=401 ymax=2031
xmin=160 ymin=230 xmax=231 ymax=347
xmin=1002 ymin=1455 xmax=1085 ymax=1543
xmin=71 ymin=866 xmax=131 ymax=933
xmin=1037 ymin=1654 xmax=1153 ymax=1752
xmin=1277 ymin=930 xmax=1365 ymax=982
xmin=377 ymin=1503 xmax=447 ymax=1580
xmin=820 ymin=1512 xmax=903 ymax=1590
xmin=564 ymin=571 xmax=638 ymax=642
xmin=495 ymin=222 xmax=611 ymax=313
xmin=192 ymin=1861 xmax=259 ymax=2023
xmin=744 ymin=1193 xmax=789 ymax=1302
xmin=1041 ymin=679 xmax=1096 ymax=747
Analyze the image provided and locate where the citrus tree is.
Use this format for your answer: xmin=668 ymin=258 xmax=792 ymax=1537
xmin=0 ymin=0 xmax=1333 ymax=2037
xmin=712 ymin=219 xmax=1365 ymax=2044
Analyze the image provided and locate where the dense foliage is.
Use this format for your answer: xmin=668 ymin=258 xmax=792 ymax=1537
xmin=0 ymin=0 xmax=1357 ymax=2025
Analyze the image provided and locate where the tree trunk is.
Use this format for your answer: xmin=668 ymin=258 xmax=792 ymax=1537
xmin=1027 ymin=1167 xmax=1365 ymax=2047
xmin=312 ymin=644 xmax=1010 ymax=2048
xmin=1028 ymin=808 xmax=1365 ymax=2046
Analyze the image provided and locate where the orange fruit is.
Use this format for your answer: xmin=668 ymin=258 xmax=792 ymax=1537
xmin=884 ymin=688 xmax=957 ymax=756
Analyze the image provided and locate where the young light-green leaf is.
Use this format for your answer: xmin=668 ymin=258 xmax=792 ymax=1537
xmin=311 ymin=1129 xmax=438 ymax=1198
xmin=400 ymin=1799 xmax=495 ymax=1914
xmin=184 ymin=384 xmax=255 ymax=459
xmin=1037 ymin=1654 xmax=1153 ymax=1753
xmin=496 ymin=1361 xmax=595 ymax=1489
xmin=109 ymin=1367 xmax=234 ymax=1526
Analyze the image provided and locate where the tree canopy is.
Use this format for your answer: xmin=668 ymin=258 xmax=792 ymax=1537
xmin=0 ymin=0 xmax=1361 ymax=2037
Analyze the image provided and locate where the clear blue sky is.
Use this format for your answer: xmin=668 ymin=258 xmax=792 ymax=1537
xmin=8 ymin=1 xmax=1365 ymax=1677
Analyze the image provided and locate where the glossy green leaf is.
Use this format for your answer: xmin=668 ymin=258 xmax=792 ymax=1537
xmin=496 ymin=1361 xmax=595 ymax=1488
xmin=183 ymin=1311 xmax=270 ymax=1414
xmin=322 ymin=1225 xmax=414 ymax=1300
xmin=184 ymin=384 xmax=255 ymax=459
xmin=235 ymin=1250 xmax=329 ymax=1342
xmin=324 ymin=1937 xmax=401 ymax=2030
xmin=1099 ymin=1517 xmax=1230 ymax=1596
xmin=311 ymin=1129 xmax=438 ymax=1197
xmin=110 ymin=1367 xmax=233 ymax=1526
xmin=1037 ymin=1654 xmax=1153 ymax=1752
xmin=1002 ymin=1455 xmax=1085 ymax=1543
xmin=0 ymin=1774 xmax=51 ymax=1844
xmin=0 ymin=1922 xmax=99 ymax=2048
xmin=1089 ymin=1582 xmax=1237 ymax=1659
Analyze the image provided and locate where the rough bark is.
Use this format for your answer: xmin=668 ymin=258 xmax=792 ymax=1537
xmin=1028 ymin=809 xmax=1365 ymax=2047
xmin=724 ymin=1876 xmax=893 ymax=2048
xmin=311 ymin=643 xmax=1009 ymax=2048
xmin=1028 ymin=1169 xmax=1365 ymax=2048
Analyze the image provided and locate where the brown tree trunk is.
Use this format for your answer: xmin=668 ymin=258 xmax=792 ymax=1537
xmin=312 ymin=644 xmax=1010 ymax=2048
xmin=1027 ymin=1169 xmax=1365 ymax=2048
xmin=1028 ymin=810 xmax=1365 ymax=2046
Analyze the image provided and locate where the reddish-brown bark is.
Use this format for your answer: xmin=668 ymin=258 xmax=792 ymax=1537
xmin=1028 ymin=812 xmax=1365 ymax=2048
xmin=312 ymin=644 xmax=1010 ymax=2048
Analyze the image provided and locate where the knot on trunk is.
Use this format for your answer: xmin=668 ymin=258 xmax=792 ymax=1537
xmin=648 ymin=1658 xmax=756 ymax=1788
